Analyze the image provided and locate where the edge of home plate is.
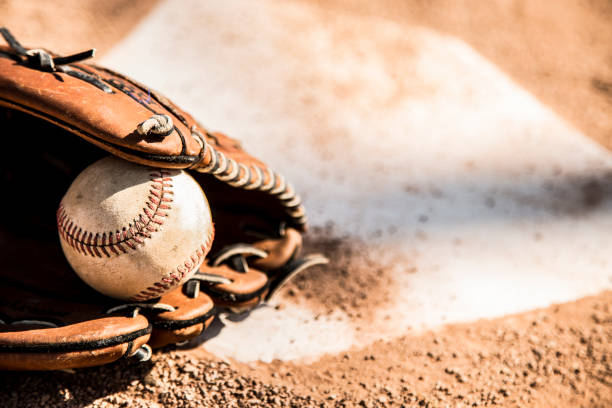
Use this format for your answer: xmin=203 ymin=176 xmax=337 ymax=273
xmin=103 ymin=0 xmax=612 ymax=362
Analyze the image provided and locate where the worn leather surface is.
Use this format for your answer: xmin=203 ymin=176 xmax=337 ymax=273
xmin=147 ymin=284 xmax=216 ymax=348
xmin=0 ymin=278 xmax=152 ymax=370
xmin=0 ymin=30 xmax=319 ymax=370
xmin=0 ymin=206 xmax=214 ymax=370
xmin=200 ymin=264 xmax=268 ymax=313
xmin=253 ymin=228 xmax=302 ymax=271
xmin=196 ymin=228 xmax=303 ymax=311
xmin=0 ymin=45 xmax=209 ymax=167
xmin=0 ymin=341 xmax=150 ymax=371
xmin=200 ymin=254 xmax=321 ymax=313
xmin=201 ymin=264 xmax=269 ymax=298
xmin=0 ymin=41 xmax=306 ymax=230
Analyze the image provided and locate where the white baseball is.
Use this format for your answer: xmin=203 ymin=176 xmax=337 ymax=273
xmin=56 ymin=156 xmax=214 ymax=301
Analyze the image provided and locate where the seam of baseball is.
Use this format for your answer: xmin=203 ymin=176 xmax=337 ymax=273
xmin=129 ymin=227 xmax=215 ymax=301
xmin=56 ymin=169 xmax=174 ymax=257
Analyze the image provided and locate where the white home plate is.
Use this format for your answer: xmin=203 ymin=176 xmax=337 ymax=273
xmin=103 ymin=0 xmax=612 ymax=362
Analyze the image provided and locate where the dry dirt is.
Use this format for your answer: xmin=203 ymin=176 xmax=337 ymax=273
xmin=1 ymin=292 xmax=610 ymax=407
xmin=1 ymin=0 xmax=611 ymax=407
xmin=0 ymin=0 xmax=159 ymax=55
xmin=302 ymin=0 xmax=612 ymax=152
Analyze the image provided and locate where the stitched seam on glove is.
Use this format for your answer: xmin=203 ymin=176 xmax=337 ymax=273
xmin=203 ymin=281 xmax=269 ymax=303
xmin=0 ymin=325 xmax=152 ymax=353
xmin=152 ymin=307 xmax=217 ymax=330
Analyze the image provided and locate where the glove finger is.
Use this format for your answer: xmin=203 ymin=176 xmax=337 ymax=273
xmin=0 ymin=223 xmax=154 ymax=370
xmin=252 ymin=227 xmax=303 ymax=271
xmin=0 ymin=283 xmax=151 ymax=371
xmin=141 ymin=285 xmax=216 ymax=349
xmin=196 ymin=264 xmax=269 ymax=314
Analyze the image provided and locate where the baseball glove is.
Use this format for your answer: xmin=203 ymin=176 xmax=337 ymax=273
xmin=0 ymin=28 xmax=326 ymax=370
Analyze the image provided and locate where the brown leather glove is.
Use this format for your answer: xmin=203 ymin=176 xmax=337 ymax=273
xmin=0 ymin=28 xmax=325 ymax=370
xmin=0 ymin=228 xmax=216 ymax=370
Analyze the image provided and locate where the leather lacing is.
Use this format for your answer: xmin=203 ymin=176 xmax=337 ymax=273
xmin=0 ymin=28 xmax=324 ymax=358
xmin=0 ymin=27 xmax=113 ymax=93
xmin=0 ymin=27 xmax=307 ymax=227
xmin=105 ymin=303 xmax=176 ymax=317
xmin=191 ymin=128 xmax=307 ymax=227
xmin=186 ymin=226 xmax=329 ymax=304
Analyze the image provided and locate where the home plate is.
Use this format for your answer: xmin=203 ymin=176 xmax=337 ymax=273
xmin=103 ymin=0 xmax=612 ymax=362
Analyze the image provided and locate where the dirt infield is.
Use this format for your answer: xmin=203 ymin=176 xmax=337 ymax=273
xmin=1 ymin=292 xmax=610 ymax=407
xmin=0 ymin=0 xmax=158 ymax=55
xmin=1 ymin=0 xmax=611 ymax=406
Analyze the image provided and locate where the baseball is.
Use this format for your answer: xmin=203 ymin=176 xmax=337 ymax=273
xmin=56 ymin=156 xmax=214 ymax=301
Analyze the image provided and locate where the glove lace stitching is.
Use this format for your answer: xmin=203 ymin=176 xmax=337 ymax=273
xmin=196 ymin=139 xmax=307 ymax=225
xmin=0 ymin=27 xmax=113 ymax=93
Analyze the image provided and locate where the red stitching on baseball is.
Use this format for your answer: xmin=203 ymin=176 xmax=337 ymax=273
xmin=128 ymin=227 xmax=215 ymax=301
xmin=57 ymin=169 xmax=174 ymax=257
